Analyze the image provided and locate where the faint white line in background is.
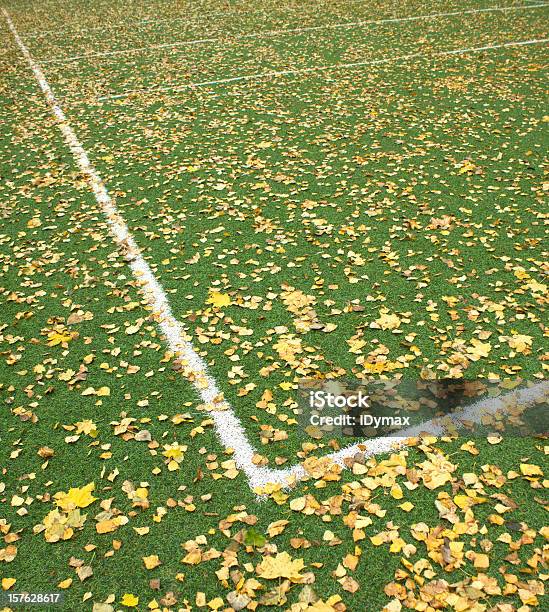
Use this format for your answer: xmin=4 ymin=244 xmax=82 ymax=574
xmin=19 ymin=0 xmax=449 ymax=38
xmin=42 ymin=3 xmax=549 ymax=64
xmin=22 ymin=8 xmax=239 ymax=38
xmin=98 ymin=37 xmax=549 ymax=100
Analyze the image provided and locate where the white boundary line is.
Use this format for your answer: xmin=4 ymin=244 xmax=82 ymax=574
xmin=5 ymin=8 xmax=548 ymax=493
xmin=2 ymin=7 xmax=286 ymax=492
xmin=98 ymin=37 xmax=549 ymax=101
xmin=42 ymin=3 xmax=549 ymax=65
xmin=275 ymin=380 xmax=549 ymax=486
xmin=23 ymin=9 xmax=232 ymax=39
xmin=20 ymin=0 xmax=425 ymax=38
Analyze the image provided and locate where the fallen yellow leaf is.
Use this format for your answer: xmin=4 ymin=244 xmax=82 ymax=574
xmin=121 ymin=593 xmax=139 ymax=607
xmin=142 ymin=554 xmax=161 ymax=570
xmin=54 ymin=482 xmax=97 ymax=511
xmin=520 ymin=463 xmax=543 ymax=477
xmin=257 ymin=551 xmax=304 ymax=582
xmin=207 ymin=291 xmax=231 ymax=308
xmin=1 ymin=578 xmax=16 ymax=590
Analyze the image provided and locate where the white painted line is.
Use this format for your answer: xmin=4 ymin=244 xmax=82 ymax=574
xmin=98 ymin=37 xmax=549 ymax=101
xmin=42 ymin=3 xmax=549 ymax=65
xmin=22 ymin=7 xmax=238 ymax=39
xmin=5 ymin=8 xmax=548 ymax=494
xmin=2 ymin=7 xmax=283 ymax=492
xmin=20 ymin=0 xmax=410 ymax=38
xmin=43 ymin=36 xmax=219 ymax=63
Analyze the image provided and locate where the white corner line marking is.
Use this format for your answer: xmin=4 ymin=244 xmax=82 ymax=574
xmin=98 ymin=37 xmax=549 ymax=101
xmin=42 ymin=3 xmax=549 ymax=65
xmin=5 ymin=8 xmax=548 ymax=493
xmin=273 ymin=380 xmax=549 ymax=487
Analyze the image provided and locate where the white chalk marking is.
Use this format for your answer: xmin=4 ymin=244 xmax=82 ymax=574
xmin=5 ymin=8 xmax=548 ymax=493
xmin=20 ymin=0 xmax=435 ymax=38
xmin=3 ymin=7 xmax=276 ymax=491
xmin=22 ymin=7 xmax=238 ymax=39
xmin=42 ymin=3 xmax=549 ymax=65
xmin=98 ymin=37 xmax=549 ymax=101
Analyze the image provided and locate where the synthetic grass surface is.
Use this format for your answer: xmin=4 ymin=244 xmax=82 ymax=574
xmin=0 ymin=0 xmax=547 ymax=610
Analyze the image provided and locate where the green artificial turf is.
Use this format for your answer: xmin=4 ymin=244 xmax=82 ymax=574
xmin=0 ymin=0 xmax=547 ymax=610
